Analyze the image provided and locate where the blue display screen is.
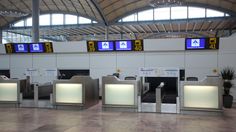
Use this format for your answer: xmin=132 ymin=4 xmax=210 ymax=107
xmin=115 ymin=40 xmax=132 ymax=51
xmin=97 ymin=41 xmax=114 ymax=51
xmin=14 ymin=44 xmax=28 ymax=53
xmin=186 ymin=38 xmax=206 ymax=49
xmin=29 ymin=43 xmax=44 ymax=53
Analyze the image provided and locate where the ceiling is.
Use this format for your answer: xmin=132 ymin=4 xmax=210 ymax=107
xmin=1 ymin=0 xmax=236 ymax=41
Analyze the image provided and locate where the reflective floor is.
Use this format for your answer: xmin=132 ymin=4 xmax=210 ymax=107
xmin=0 ymin=103 xmax=236 ymax=132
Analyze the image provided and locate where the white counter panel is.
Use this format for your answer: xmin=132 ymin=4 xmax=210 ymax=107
xmin=0 ymin=83 xmax=17 ymax=101
xmin=184 ymin=85 xmax=219 ymax=109
xmin=105 ymin=84 xmax=134 ymax=105
xmin=56 ymin=83 xmax=82 ymax=103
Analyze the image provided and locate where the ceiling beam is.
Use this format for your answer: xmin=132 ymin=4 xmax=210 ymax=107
xmin=178 ymin=23 xmax=180 ymax=32
xmin=8 ymin=0 xmax=21 ymax=11
xmin=139 ymin=25 xmax=147 ymax=33
xmin=60 ymin=0 xmax=70 ymax=12
xmin=162 ymin=24 xmax=166 ymax=32
xmin=154 ymin=24 xmax=160 ymax=33
xmin=192 ymin=22 xmax=197 ymax=32
xmin=185 ymin=22 xmax=189 ymax=32
xmin=146 ymin=24 xmax=153 ymax=33
xmin=84 ymin=0 xmax=98 ymax=20
xmin=129 ymin=25 xmax=140 ymax=34
xmin=170 ymin=23 xmax=173 ymax=32
xmin=90 ymin=0 xmax=108 ymax=25
xmin=20 ymin=0 xmax=32 ymax=12
xmin=68 ymin=0 xmax=80 ymax=15
xmin=76 ymin=0 xmax=89 ymax=17
xmin=41 ymin=0 xmax=50 ymax=11
xmin=51 ymin=0 xmax=60 ymax=10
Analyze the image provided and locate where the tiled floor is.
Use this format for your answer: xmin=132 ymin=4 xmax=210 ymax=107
xmin=0 ymin=103 xmax=236 ymax=132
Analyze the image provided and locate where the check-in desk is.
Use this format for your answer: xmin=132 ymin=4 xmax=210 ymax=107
xmin=0 ymin=77 xmax=20 ymax=106
xmin=102 ymin=76 xmax=139 ymax=111
xmin=180 ymin=76 xmax=223 ymax=114
xmin=53 ymin=76 xmax=99 ymax=109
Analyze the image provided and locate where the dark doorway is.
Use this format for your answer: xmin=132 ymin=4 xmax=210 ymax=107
xmin=0 ymin=69 xmax=10 ymax=78
xmin=142 ymin=77 xmax=178 ymax=104
xmin=58 ymin=69 xmax=90 ymax=79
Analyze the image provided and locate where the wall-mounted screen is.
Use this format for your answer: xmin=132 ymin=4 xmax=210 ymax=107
xmin=97 ymin=41 xmax=114 ymax=51
xmin=29 ymin=43 xmax=44 ymax=53
xmin=115 ymin=40 xmax=132 ymax=51
xmin=87 ymin=39 xmax=143 ymax=52
xmin=186 ymin=38 xmax=205 ymax=49
xmin=5 ymin=42 xmax=53 ymax=54
xmin=14 ymin=44 xmax=28 ymax=53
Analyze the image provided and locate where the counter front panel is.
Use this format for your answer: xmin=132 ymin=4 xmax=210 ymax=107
xmin=184 ymin=85 xmax=219 ymax=109
xmin=55 ymin=83 xmax=82 ymax=103
xmin=105 ymin=84 xmax=134 ymax=105
xmin=0 ymin=83 xmax=18 ymax=101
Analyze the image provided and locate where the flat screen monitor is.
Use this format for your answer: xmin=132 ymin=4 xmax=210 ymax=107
xmin=29 ymin=43 xmax=44 ymax=53
xmin=14 ymin=44 xmax=28 ymax=53
xmin=186 ymin=38 xmax=205 ymax=49
xmin=97 ymin=41 xmax=114 ymax=51
xmin=115 ymin=40 xmax=132 ymax=51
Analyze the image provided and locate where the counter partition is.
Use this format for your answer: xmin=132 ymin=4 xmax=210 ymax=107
xmin=180 ymin=76 xmax=223 ymax=113
xmin=102 ymin=76 xmax=139 ymax=109
xmin=53 ymin=76 xmax=99 ymax=109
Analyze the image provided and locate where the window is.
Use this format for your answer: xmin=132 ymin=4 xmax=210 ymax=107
xmin=119 ymin=6 xmax=229 ymax=23
xmin=171 ymin=7 xmax=187 ymax=19
xmin=207 ymin=9 xmax=224 ymax=17
xmin=188 ymin=7 xmax=205 ymax=18
xmin=65 ymin=14 xmax=77 ymax=24
xmin=79 ymin=17 xmax=91 ymax=24
xmin=26 ymin=18 xmax=32 ymax=26
xmin=13 ymin=20 xmax=24 ymax=27
xmin=40 ymin=14 xmax=50 ymax=26
xmin=122 ymin=14 xmax=137 ymax=22
xmin=138 ymin=10 xmax=153 ymax=21
xmin=154 ymin=7 xmax=170 ymax=20
xmin=79 ymin=16 xmax=91 ymax=24
xmin=52 ymin=14 xmax=64 ymax=25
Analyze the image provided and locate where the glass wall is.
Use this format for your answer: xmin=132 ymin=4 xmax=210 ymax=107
xmin=119 ymin=6 xmax=230 ymax=22
xmin=13 ymin=13 xmax=97 ymax=27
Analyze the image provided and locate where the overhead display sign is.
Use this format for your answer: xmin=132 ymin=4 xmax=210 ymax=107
xmin=14 ymin=44 xmax=29 ymax=53
xmin=185 ymin=38 xmax=219 ymax=50
xmin=30 ymin=43 xmax=44 ymax=53
xmin=87 ymin=40 xmax=143 ymax=52
xmin=5 ymin=42 xmax=53 ymax=54
xmin=115 ymin=40 xmax=132 ymax=51
xmin=97 ymin=41 xmax=114 ymax=51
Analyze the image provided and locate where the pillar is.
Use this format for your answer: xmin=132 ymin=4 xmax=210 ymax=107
xmin=32 ymin=0 xmax=40 ymax=43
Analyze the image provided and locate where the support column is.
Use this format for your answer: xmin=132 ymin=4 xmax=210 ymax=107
xmin=32 ymin=0 xmax=40 ymax=43
xmin=105 ymin=26 xmax=109 ymax=40
xmin=120 ymin=26 xmax=124 ymax=39
xmin=0 ymin=29 xmax=2 ymax=44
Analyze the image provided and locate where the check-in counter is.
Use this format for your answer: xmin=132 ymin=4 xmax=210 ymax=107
xmin=53 ymin=76 xmax=99 ymax=109
xmin=102 ymin=76 xmax=139 ymax=110
xmin=0 ymin=78 xmax=20 ymax=105
xmin=180 ymin=76 xmax=223 ymax=113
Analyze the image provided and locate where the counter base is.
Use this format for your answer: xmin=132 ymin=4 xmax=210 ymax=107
xmin=181 ymin=108 xmax=223 ymax=116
